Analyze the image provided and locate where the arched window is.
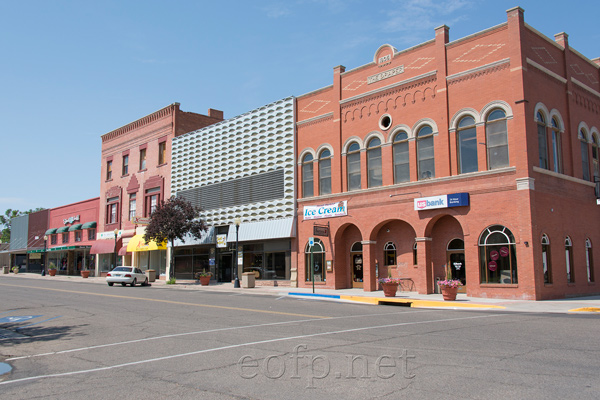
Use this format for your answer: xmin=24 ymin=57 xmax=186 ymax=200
xmin=367 ymin=138 xmax=382 ymax=188
xmin=301 ymin=153 xmax=314 ymax=198
xmin=393 ymin=131 xmax=410 ymax=183
xmin=565 ymin=236 xmax=574 ymax=283
xmin=586 ymin=239 xmax=594 ymax=283
xmin=417 ymin=125 xmax=435 ymax=179
xmin=592 ymin=134 xmax=600 ymax=180
xmin=581 ymin=129 xmax=591 ymax=181
xmin=479 ymin=225 xmax=517 ymax=284
xmin=486 ymin=109 xmax=509 ymax=170
xmin=305 ymin=238 xmax=325 ymax=282
xmin=542 ymin=234 xmax=552 ymax=284
xmin=457 ymin=116 xmax=478 ymax=173
xmin=551 ymin=117 xmax=562 ymax=173
xmin=537 ymin=112 xmax=549 ymax=169
xmin=319 ymin=149 xmax=332 ymax=195
xmin=347 ymin=142 xmax=361 ymax=191
xmin=384 ymin=242 xmax=396 ymax=266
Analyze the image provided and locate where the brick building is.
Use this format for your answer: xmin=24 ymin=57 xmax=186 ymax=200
xmin=295 ymin=7 xmax=600 ymax=300
xmin=95 ymin=103 xmax=223 ymax=277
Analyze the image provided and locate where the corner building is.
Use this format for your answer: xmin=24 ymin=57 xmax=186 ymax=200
xmin=295 ymin=7 xmax=600 ymax=300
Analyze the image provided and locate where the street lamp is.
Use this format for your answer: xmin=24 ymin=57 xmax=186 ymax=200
xmin=234 ymin=218 xmax=241 ymax=288
xmin=42 ymin=235 xmax=48 ymax=276
xmin=113 ymin=228 xmax=119 ymax=269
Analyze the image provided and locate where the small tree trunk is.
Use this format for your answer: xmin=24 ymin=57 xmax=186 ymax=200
xmin=169 ymin=238 xmax=175 ymax=280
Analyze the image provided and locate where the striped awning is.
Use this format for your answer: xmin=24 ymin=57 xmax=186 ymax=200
xmin=226 ymin=217 xmax=295 ymax=242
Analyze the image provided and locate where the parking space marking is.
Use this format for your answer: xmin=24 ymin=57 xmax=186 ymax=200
xmin=15 ymin=316 xmax=62 ymax=330
xmin=0 ymin=283 xmax=328 ymax=319
xmin=6 ymin=309 xmax=438 ymax=361
xmin=0 ymin=313 xmax=510 ymax=387
xmin=0 ymin=315 xmax=42 ymax=323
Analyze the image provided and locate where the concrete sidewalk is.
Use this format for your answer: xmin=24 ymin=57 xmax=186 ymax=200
xmin=3 ymin=272 xmax=600 ymax=314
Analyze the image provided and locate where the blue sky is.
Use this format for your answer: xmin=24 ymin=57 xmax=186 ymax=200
xmin=1 ymin=0 xmax=598 ymax=214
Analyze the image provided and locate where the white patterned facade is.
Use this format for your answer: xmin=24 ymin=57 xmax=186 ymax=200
xmin=171 ymin=97 xmax=296 ymax=226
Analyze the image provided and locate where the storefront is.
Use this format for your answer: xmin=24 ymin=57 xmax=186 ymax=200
xmin=46 ymin=198 xmax=100 ymax=276
xmin=126 ymin=229 xmax=167 ymax=278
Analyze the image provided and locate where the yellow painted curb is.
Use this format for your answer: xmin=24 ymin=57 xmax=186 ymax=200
xmin=339 ymin=295 xmax=505 ymax=309
xmin=569 ymin=307 xmax=600 ymax=312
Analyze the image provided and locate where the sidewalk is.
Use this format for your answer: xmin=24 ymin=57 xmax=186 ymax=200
xmin=3 ymin=272 xmax=600 ymax=314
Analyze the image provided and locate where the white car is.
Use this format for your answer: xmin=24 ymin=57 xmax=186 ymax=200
xmin=106 ymin=266 xmax=149 ymax=287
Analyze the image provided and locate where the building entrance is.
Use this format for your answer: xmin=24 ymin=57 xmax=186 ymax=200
xmin=351 ymin=242 xmax=363 ymax=288
xmin=447 ymin=239 xmax=466 ymax=293
xmin=218 ymin=253 xmax=232 ymax=283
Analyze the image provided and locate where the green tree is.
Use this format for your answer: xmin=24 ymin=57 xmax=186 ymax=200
xmin=144 ymin=197 xmax=207 ymax=279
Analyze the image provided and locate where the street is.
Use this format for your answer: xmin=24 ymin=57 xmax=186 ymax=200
xmin=0 ymin=276 xmax=598 ymax=399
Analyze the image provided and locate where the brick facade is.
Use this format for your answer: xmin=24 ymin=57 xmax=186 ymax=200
xmin=295 ymin=7 xmax=600 ymax=300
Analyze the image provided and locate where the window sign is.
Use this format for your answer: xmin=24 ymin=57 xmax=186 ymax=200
xmin=414 ymin=193 xmax=469 ymax=211
xmin=216 ymin=234 xmax=227 ymax=248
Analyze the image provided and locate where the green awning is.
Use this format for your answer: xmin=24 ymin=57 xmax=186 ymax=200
xmin=47 ymin=245 xmax=91 ymax=252
xmin=45 ymin=228 xmax=57 ymax=235
xmin=56 ymin=227 xmax=69 ymax=233
xmin=27 ymin=249 xmax=45 ymax=253
xmin=82 ymin=221 xmax=97 ymax=229
xmin=68 ymin=224 xmax=83 ymax=231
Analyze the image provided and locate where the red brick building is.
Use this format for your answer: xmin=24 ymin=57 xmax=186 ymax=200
xmin=295 ymin=7 xmax=600 ymax=300
xmin=95 ymin=103 xmax=223 ymax=277
xmin=45 ymin=198 xmax=99 ymax=275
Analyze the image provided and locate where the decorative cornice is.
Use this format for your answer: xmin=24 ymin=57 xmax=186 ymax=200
xmin=571 ymin=77 xmax=600 ymax=100
xmin=340 ymin=71 xmax=437 ymax=109
xmin=297 ymin=112 xmax=334 ymax=127
xmin=102 ymin=104 xmax=178 ymax=143
xmin=526 ymin=58 xmax=568 ymax=84
xmin=447 ymin=59 xmax=510 ymax=85
xmin=533 ymin=166 xmax=596 ymax=187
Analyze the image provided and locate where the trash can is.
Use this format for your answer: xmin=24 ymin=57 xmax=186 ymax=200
xmin=146 ymin=269 xmax=156 ymax=283
xmin=2 ymin=266 xmax=8 ymax=274
xmin=242 ymin=272 xmax=255 ymax=288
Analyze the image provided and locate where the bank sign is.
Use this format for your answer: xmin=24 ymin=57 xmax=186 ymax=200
xmin=304 ymin=201 xmax=347 ymax=220
xmin=414 ymin=193 xmax=469 ymax=211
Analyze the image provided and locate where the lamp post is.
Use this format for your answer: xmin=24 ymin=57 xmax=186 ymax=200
xmin=234 ymin=218 xmax=241 ymax=288
xmin=42 ymin=235 xmax=48 ymax=276
xmin=113 ymin=228 xmax=119 ymax=269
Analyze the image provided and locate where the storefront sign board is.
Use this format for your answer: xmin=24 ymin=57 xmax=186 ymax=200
xmin=304 ymin=201 xmax=347 ymax=220
xmin=414 ymin=193 xmax=469 ymax=211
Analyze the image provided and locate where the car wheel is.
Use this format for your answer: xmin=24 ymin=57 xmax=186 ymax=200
xmin=108 ymin=282 xmax=114 ymax=286
xmin=121 ymin=283 xmax=127 ymax=286
xmin=131 ymin=278 xmax=137 ymax=287
xmin=141 ymin=278 xmax=148 ymax=286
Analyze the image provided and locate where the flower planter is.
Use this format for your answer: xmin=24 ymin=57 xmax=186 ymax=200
xmin=440 ymin=285 xmax=458 ymax=301
xmin=381 ymin=282 xmax=399 ymax=297
xmin=81 ymin=270 xmax=90 ymax=278
xmin=199 ymin=276 xmax=210 ymax=286
xmin=48 ymin=269 xmax=57 ymax=276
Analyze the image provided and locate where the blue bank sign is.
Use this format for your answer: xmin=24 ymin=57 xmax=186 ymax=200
xmin=414 ymin=193 xmax=469 ymax=211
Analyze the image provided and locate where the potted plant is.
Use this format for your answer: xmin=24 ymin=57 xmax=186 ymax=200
xmin=378 ymin=273 xmax=401 ymax=297
xmin=81 ymin=266 xmax=90 ymax=279
xmin=12 ymin=266 xmax=19 ymax=274
xmin=48 ymin=262 xmax=57 ymax=276
xmin=194 ymin=270 xmax=212 ymax=286
xmin=438 ymin=270 xmax=462 ymax=301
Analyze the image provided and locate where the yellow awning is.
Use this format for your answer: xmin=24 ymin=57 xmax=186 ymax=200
xmin=126 ymin=234 xmax=167 ymax=252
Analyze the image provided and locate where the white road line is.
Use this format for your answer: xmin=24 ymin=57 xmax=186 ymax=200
xmin=6 ymin=310 xmax=437 ymax=361
xmin=0 ymin=313 xmax=508 ymax=386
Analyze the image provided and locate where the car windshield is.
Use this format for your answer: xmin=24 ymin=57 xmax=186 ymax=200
xmin=113 ymin=267 xmax=132 ymax=272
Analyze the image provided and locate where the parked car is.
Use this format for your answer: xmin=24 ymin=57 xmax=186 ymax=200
xmin=106 ymin=266 xmax=149 ymax=287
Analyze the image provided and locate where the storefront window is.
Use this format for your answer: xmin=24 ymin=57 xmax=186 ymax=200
xmin=565 ymin=237 xmax=574 ymax=283
xmin=479 ymin=225 xmax=517 ymax=284
xmin=586 ymin=239 xmax=594 ymax=283
xmin=542 ymin=234 xmax=552 ymax=284
xmin=305 ymin=238 xmax=325 ymax=282
xmin=383 ymin=242 xmax=396 ymax=266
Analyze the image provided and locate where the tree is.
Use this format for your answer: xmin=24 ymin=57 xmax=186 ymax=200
xmin=0 ymin=208 xmax=46 ymax=243
xmin=143 ymin=196 xmax=207 ymax=279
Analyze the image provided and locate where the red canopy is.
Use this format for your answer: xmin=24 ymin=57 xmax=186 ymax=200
xmin=90 ymin=240 xmax=117 ymax=255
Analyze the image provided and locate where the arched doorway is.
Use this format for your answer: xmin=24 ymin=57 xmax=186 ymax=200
xmin=447 ymin=238 xmax=466 ymax=293
xmin=350 ymin=242 xmax=363 ymax=288
xmin=305 ymin=238 xmax=326 ymax=283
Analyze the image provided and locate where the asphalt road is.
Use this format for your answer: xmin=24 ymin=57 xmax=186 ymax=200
xmin=0 ymin=276 xmax=598 ymax=399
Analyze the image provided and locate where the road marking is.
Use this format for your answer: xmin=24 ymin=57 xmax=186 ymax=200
xmin=6 ymin=309 xmax=439 ymax=361
xmin=0 ymin=315 xmax=42 ymax=323
xmin=0 ymin=313 xmax=509 ymax=386
xmin=0 ymin=283 xmax=327 ymax=319
xmin=15 ymin=316 xmax=62 ymax=330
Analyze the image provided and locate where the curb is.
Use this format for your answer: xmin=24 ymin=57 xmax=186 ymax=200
xmin=288 ymin=292 xmax=505 ymax=309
